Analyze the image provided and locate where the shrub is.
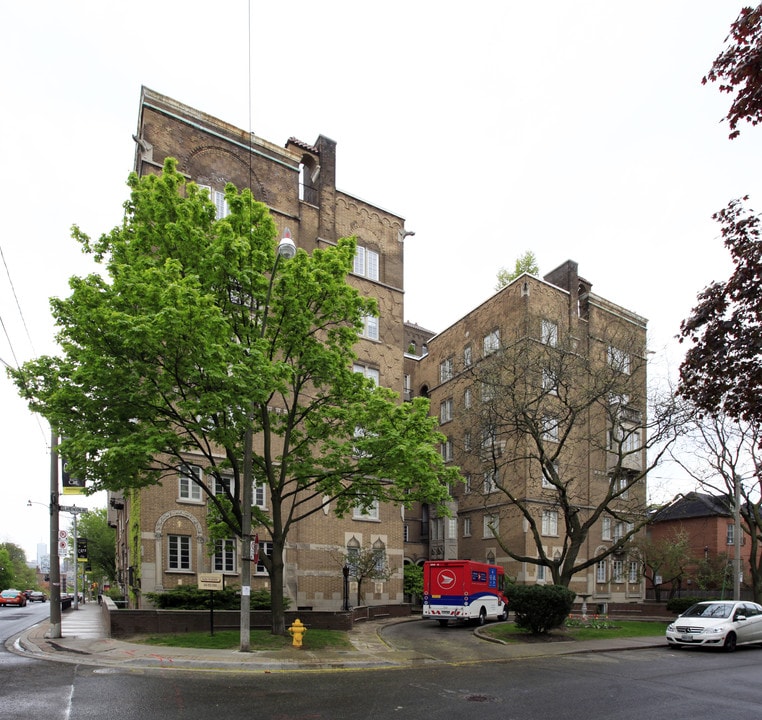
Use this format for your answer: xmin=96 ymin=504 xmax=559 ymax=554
xmin=507 ymin=584 xmax=576 ymax=634
xmin=145 ymin=586 xmax=290 ymax=611
xmin=666 ymin=597 xmax=701 ymax=615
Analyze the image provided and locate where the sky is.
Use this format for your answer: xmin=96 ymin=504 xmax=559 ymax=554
xmin=1 ymin=1 xmax=759 ymax=562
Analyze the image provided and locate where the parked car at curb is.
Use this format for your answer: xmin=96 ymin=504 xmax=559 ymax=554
xmin=0 ymin=589 xmax=28 ymax=607
xmin=666 ymin=600 xmax=762 ymax=652
xmin=28 ymin=590 xmax=47 ymax=602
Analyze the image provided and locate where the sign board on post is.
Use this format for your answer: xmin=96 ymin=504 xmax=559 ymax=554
xmin=197 ymin=573 xmax=224 ymax=591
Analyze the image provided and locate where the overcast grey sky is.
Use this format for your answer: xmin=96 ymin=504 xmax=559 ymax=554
xmin=1 ymin=1 xmax=759 ymax=560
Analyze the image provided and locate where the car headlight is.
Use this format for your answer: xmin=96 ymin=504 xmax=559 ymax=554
xmin=700 ymin=626 xmax=724 ymax=635
xmin=666 ymin=623 xmax=675 ymax=632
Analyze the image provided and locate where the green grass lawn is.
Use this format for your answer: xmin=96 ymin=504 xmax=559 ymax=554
xmin=482 ymin=619 xmax=670 ymax=643
xmin=133 ymin=628 xmax=355 ymax=651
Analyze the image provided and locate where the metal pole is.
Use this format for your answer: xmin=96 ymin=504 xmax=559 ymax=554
xmin=240 ymin=425 xmax=252 ymax=651
xmin=734 ymin=473 xmax=741 ymax=601
xmin=49 ymin=431 xmax=62 ymax=638
xmin=72 ymin=512 xmax=79 ymax=610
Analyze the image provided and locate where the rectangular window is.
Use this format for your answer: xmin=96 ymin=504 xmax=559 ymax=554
xmin=361 ymin=314 xmax=379 ymax=341
xmin=541 ymin=510 xmax=558 ymax=536
xmin=596 ymin=560 xmax=607 ymax=583
xmin=464 ymin=431 xmax=472 ymax=452
xmin=483 ymin=514 xmax=499 ymax=537
xmin=613 ymin=559 xmax=624 ymax=583
xmin=441 ymin=438 xmax=453 ymax=462
xmin=212 ymin=539 xmax=236 ymax=573
xmin=537 ymin=563 xmax=546 ymax=581
xmin=628 ymin=561 xmax=639 ymax=584
xmin=253 ymin=481 xmax=266 ymax=509
xmin=353 ymin=246 xmax=380 ymax=281
xmin=602 ymin=516 xmax=611 ymax=541
xmin=463 ymin=517 xmax=472 ymax=537
xmin=542 ymin=416 xmax=559 ymax=442
xmin=483 ymin=470 xmax=497 ymax=494
xmin=168 ymin=535 xmax=191 ymax=571
xmin=541 ymin=461 xmax=558 ymax=489
xmin=608 ymin=345 xmax=631 ymax=374
xmin=440 ymin=398 xmax=453 ymax=424
xmin=542 ymin=367 xmax=558 ymax=395
xmin=213 ymin=190 xmax=229 ymax=219
xmin=353 ymin=363 xmax=380 ymax=385
xmin=463 ymin=345 xmax=472 ymax=367
xmin=483 ymin=329 xmax=500 ymax=356
xmin=448 ymin=518 xmax=457 ymax=539
xmin=464 ymin=387 xmax=472 ymax=409
xmin=464 ymin=474 xmax=472 ymax=493
xmin=727 ymin=524 xmax=735 ymax=545
xmin=403 ymin=524 xmax=410 ymax=542
xmin=541 ymin=319 xmax=558 ymax=346
xmin=255 ymin=541 xmax=273 ymax=575
xmin=613 ymin=521 xmax=624 ymax=541
xmin=439 ymin=357 xmax=454 ymax=383
xmin=353 ymin=500 xmax=380 ymax=520
xmin=179 ymin=464 xmax=203 ymax=502
xmin=213 ymin=475 xmax=233 ymax=497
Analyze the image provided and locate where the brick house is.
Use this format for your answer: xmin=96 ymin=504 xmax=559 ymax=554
xmin=648 ymin=492 xmax=752 ymax=598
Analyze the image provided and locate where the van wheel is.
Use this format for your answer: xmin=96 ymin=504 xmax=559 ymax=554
xmin=477 ymin=608 xmax=487 ymax=626
xmin=499 ymin=608 xmax=508 ymax=622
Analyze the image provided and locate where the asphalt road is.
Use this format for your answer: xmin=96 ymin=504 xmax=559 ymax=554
xmin=3 ymin=607 xmax=762 ymax=719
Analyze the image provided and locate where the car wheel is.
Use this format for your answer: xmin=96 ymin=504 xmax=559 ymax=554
xmin=723 ymin=632 xmax=737 ymax=652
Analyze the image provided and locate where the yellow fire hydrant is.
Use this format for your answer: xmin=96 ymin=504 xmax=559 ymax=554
xmin=288 ymin=618 xmax=306 ymax=648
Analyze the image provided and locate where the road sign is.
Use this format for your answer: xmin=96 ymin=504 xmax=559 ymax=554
xmin=58 ymin=529 xmax=68 ymax=540
xmin=58 ymin=540 xmax=68 ymax=557
xmin=60 ymin=505 xmax=87 ymax=514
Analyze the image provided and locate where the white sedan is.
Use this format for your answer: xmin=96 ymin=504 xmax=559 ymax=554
xmin=666 ymin=600 xmax=762 ymax=652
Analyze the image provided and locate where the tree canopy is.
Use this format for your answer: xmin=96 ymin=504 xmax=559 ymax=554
xmin=703 ymin=4 xmax=762 ymax=139
xmin=678 ymin=197 xmax=762 ymax=426
xmin=495 ymin=251 xmax=539 ymax=290
xmin=10 ymin=158 xmax=458 ymax=634
xmin=72 ymin=508 xmax=115 ymax=587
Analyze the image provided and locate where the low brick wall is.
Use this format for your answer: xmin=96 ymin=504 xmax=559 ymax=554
xmin=103 ymin=598 xmax=411 ymax=638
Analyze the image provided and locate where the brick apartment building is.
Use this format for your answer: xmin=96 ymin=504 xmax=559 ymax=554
xmin=406 ymin=262 xmax=649 ymax=605
xmin=111 ymin=87 xmax=412 ymax=609
xmin=110 ymin=88 xmax=650 ymax=610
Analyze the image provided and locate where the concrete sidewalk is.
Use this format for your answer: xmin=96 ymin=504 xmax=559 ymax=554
xmin=7 ymin=601 xmax=667 ymax=673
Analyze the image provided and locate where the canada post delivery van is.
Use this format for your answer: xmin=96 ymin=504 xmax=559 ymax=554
xmin=422 ymin=560 xmax=508 ymax=626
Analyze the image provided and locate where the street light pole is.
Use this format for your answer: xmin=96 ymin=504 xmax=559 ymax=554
xmin=49 ymin=432 xmax=62 ymax=638
xmin=239 ymin=230 xmax=295 ymax=652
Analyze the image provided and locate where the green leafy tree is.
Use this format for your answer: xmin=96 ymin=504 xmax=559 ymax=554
xmin=72 ymin=508 xmax=115 ymax=587
xmin=10 ymin=159 xmax=457 ymax=637
xmin=633 ymin=528 xmax=691 ymax=602
xmin=403 ymin=563 xmax=423 ymax=601
xmin=0 ymin=543 xmax=36 ymax=590
xmin=0 ymin=547 xmax=14 ymax=589
xmin=495 ymin=251 xmax=539 ymax=290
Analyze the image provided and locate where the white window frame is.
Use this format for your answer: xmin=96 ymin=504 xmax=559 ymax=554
xmin=483 ymin=514 xmax=499 ymax=537
xmin=441 ymin=438 xmax=453 ymax=462
xmin=596 ymin=560 xmax=607 ymax=583
xmin=353 ymin=245 xmax=380 ymax=281
xmin=483 ymin=470 xmax=498 ymax=494
xmin=727 ymin=524 xmax=735 ymax=545
xmin=439 ymin=357 xmax=454 ymax=383
xmin=212 ymin=538 xmax=236 ymax=573
xmin=537 ymin=563 xmax=546 ymax=582
xmin=608 ymin=345 xmax=631 ymax=375
xmin=602 ymin=516 xmax=612 ymax=541
xmin=463 ymin=517 xmax=472 ymax=537
xmin=353 ymin=363 xmax=380 ymax=385
xmin=541 ymin=319 xmax=558 ymax=347
xmin=255 ymin=540 xmax=273 ymax=575
xmin=440 ymin=398 xmax=453 ymax=424
xmin=361 ymin=314 xmax=379 ymax=341
xmin=253 ymin=480 xmax=267 ymax=509
xmin=463 ymin=345 xmax=472 ymax=367
xmin=483 ymin=329 xmax=500 ymax=356
xmin=542 ymin=416 xmax=559 ymax=442
xmin=541 ymin=510 xmax=558 ymax=536
xmin=168 ymin=534 xmax=191 ymax=571
xmin=353 ymin=499 xmax=380 ymax=521
xmin=179 ymin=464 xmax=203 ymax=502
xmin=628 ymin=561 xmax=639 ymax=584
xmin=612 ymin=559 xmax=625 ymax=583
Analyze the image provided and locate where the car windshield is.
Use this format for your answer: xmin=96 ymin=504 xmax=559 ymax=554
xmin=683 ymin=603 xmax=733 ymax=619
